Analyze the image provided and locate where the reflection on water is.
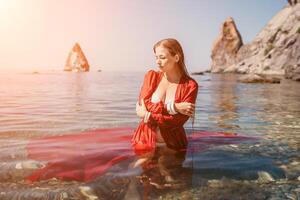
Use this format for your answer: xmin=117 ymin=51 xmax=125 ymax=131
xmin=211 ymin=74 xmax=240 ymax=130
xmin=124 ymin=146 xmax=192 ymax=200
xmin=0 ymin=72 xmax=299 ymax=199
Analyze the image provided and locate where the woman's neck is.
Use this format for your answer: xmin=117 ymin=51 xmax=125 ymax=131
xmin=164 ymin=67 xmax=182 ymax=83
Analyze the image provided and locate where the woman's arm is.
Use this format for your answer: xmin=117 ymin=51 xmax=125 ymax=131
xmin=174 ymin=102 xmax=195 ymax=116
xmin=147 ymin=80 xmax=198 ymax=128
xmin=137 ymin=70 xmax=168 ymax=114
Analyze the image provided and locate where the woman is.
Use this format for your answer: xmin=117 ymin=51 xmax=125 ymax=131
xmin=132 ymin=38 xmax=199 ymax=156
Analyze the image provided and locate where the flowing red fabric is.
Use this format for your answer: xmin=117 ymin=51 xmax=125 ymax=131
xmin=26 ymin=127 xmax=258 ymax=183
xmin=26 ymin=127 xmax=135 ymax=182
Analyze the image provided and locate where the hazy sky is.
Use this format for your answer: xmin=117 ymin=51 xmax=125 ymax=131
xmin=0 ymin=0 xmax=287 ymax=72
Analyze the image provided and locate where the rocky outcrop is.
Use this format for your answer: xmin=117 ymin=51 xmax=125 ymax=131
xmin=285 ymin=64 xmax=300 ymax=81
xmin=288 ymin=0 xmax=299 ymax=6
xmin=211 ymin=17 xmax=243 ymax=73
xmin=238 ymin=74 xmax=281 ymax=84
xmin=64 ymin=43 xmax=90 ymax=72
xmin=211 ymin=2 xmax=300 ymax=81
xmin=191 ymin=72 xmax=204 ymax=75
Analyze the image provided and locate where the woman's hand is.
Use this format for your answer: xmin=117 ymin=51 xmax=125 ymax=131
xmin=136 ymin=99 xmax=148 ymax=118
xmin=174 ymin=102 xmax=195 ymax=117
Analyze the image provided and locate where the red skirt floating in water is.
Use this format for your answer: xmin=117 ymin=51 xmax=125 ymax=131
xmin=26 ymin=127 xmax=135 ymax=182
xmin=26 ymin=127 xmax=258 ymax=183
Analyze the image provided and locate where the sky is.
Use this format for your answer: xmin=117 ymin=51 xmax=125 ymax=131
xmin=0 ymin=0 xmax=287 ymax=72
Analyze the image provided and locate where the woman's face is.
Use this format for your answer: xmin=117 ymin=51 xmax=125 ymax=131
xmin=154 ymin=46 xmax=178 ymax=72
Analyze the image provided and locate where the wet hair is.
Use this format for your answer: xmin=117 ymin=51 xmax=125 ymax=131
xmin=153 ymin=38 xmax=190 ymax=79
xmin=154 ymin=38 xmax=196 ymax=126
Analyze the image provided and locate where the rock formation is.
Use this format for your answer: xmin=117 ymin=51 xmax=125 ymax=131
xmin=238 ymin=74 xmax=281 ymax=84
xmin=210 ymin=2 xmax=300 ymax=81
xmin=285 ymin=64 xmax=300 ymax=81
xmin=64 ymin=43 xmax=90 ymax=72
xmin=288 ymin=0 xmax=299 ymax=6
xmin=211 ymin=17 xmax=243 ymax=73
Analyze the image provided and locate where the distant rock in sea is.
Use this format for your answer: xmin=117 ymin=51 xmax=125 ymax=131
xmin=191 ymin=69 xmax=211 ymax=75
xmin=191 ymin=72 xmax=204 ymax=75
xmin=238 ymin=74 xmax=281 ymax=84
xmin=64 ymin=43 xmax=90 ymax=72
xmin=210 ymin=1 xmax=300 ymax=82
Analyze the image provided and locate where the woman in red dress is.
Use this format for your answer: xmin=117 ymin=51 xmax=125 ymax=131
xmin=132 ymin=38 xmax=199 ymax=166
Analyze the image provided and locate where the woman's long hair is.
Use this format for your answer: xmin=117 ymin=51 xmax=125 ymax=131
xmin=153 ymin=38 xmax=191 ymax=79
xmin=153 ymin=38 xmax=195 ymax=127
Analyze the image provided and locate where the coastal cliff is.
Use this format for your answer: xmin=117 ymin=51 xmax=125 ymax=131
xmin=211 ymin=1 xmax=300 ymax=81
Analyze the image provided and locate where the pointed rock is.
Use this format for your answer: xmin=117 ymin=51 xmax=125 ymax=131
xmin=211 ymin=17 xmax=243 ymax=73
xmin=64 ymin=43 xmax=90 ymax=72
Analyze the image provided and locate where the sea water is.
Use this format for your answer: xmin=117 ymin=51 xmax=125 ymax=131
xmin=0 ymin=71 xmax=299 ymax=199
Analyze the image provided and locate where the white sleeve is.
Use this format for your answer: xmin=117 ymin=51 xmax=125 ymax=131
xmin=166 ymin=100 xmax=178 ymax=115
xmin=143 ymin=111 xmax=151 ymax=123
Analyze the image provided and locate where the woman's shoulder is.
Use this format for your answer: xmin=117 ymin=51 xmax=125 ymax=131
xmin=145 ymin=69 xmax=161 ymax=77
xmin=142 ymin=69 xmax=162 ymax=84
xmin=183 ymin=76 xmax=198 ymax=88
xmin=143 ymin=69 xmax=162 ymax=80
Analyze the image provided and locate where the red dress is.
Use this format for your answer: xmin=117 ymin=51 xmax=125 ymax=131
xmin=132 ymin=70 xmax=199 ymax=153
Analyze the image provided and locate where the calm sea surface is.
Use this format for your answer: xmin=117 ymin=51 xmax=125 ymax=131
xmin=0 ymin=71 xmax=299 ymax=199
